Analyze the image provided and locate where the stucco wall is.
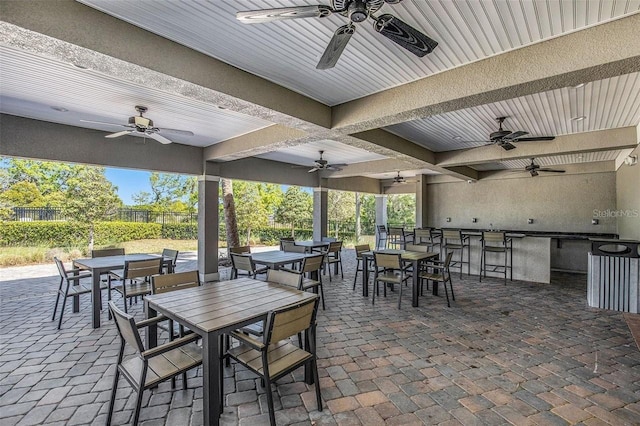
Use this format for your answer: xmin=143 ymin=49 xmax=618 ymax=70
xmin=427 ymin=172 xmax=617 ymax=233
xmin=616 ymin=148 xmax=640 ymax=240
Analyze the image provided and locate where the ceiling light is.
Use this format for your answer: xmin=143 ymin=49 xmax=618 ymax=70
xmin=452 ymin=136 xmax=462 ymax=140
xmin=51 ymin=106 xmax=68 ymax=112
xmin=572 ymin=116 xmax=587 ymax=121
xmin=71 ymin=63 xmax=88 ymax=70
xmin=573 ymin=83 xmax=586 ymax=89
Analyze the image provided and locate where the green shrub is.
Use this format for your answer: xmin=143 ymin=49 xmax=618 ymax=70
xmin=161 ymin=223 xmax=197 ymax=239
xmin=94 ymin=222 xmax=161 ymax=245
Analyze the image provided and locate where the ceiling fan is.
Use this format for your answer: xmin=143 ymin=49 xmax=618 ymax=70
xmin=467 ymin=117 xmax=556 ymax=151
xmin=391 ymin=171 xmax=415 ymax=184
xmin=518 ymin=158 xmax=565 ymax=177
xmin=236 ymin=0 xmax=438 ymax=70
xmin=81 ymin=105 xmax=194 ymax=144
xmin=295 ymin=150 xmax=347 ymax=172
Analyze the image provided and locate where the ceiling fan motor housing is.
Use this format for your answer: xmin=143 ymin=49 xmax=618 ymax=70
xmin=348 ymin=0 xmax=368 ymax=22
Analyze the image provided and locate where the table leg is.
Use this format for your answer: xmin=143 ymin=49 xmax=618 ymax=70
xmin=412 ymin=259 xmax=420 ymax=308
xmin=91 ymin=269 xmax=101 ymax=328
xmin=146 ymin=304 xmax=158 ymax=350
xmin=202 ymin=332 xmax=221 ymax=426
xmin=71 ymin=262 xmax=80 ymax=313
xmin=362 ymin=257 xmax=369 ymax=297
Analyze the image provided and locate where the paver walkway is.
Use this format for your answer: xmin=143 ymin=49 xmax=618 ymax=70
xmin=1 ymin=250 xmax=639 ymax=425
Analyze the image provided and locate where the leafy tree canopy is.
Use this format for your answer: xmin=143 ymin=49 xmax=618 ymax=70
xmin=131 ymin=172 xmax=197 ymax=212
xmin=387 ymin=194 xmax=416 ymax=226
xmin=275 ymin=186 xmax=312 ymax=227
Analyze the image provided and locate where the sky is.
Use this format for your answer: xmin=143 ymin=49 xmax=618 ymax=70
xmin=104 ymin=167 xmax=152 ymax=205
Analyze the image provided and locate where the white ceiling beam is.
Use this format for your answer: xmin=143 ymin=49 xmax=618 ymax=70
xmin=332 ymin=14 xmax=640 ymax=133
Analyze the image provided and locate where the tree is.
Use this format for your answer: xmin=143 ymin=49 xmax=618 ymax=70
xmin=387 ymin=194 xmax=416 ymax=226
xmin=0 ymin=181 xmax=45 ymax=207
xmin=63 ymin=166 xmax=122 ymax=251
xmin=355 ymin=192 xmax=362 ymax=242
xmin=221 ymin=178 xmax=240 ymax=251
xmin=233 ymin=181 xmax=268 ymax=244
xmin=2 ymin=158 xmax=75 ymax=196
xmin=131 ymin=172 xmax=197 ymax=212
xmin=327 ymin=190 xmax=356 ymax=238
xmin=275 ymin=186 xmax=312 ymax=236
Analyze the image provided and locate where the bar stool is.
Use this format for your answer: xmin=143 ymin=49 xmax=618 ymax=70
xmin=387 ymin=226 xmax=407 ymax=249
xmin=480 ymin=231 xmax=512 ymax=285
xmin=440 ymin=229 xmax=470 ymax=278
xmin=376 ymin=225 xmax=387 ymax=249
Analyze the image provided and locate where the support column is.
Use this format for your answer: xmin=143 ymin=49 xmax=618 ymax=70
xmin=415 ymin=175 xmax=429 ymax=228
xmin=313 ymin=187 xmax=328 ymax=241
xmin=375 ymin=195 xmax=388 ymax=228
xmin=198 ymin=175 xmax=219 ymax=282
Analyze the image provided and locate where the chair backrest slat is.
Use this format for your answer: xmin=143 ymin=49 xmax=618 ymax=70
xmin=374 ymin=252 xmax=401 ymax=269
xmin=442 ymin=229 xmax=462 ymax=241
xmin=301 ymin=254 xmax=324 ymax=274
xmin=92 ymin=248 xmax=125 ymax=258
xmin=355 ymin=244 xmax=371 ymax=257
xmin=443 ymin=251 xmax=454 ymax=268
xmin=283 ymin=242 xmax=305 ymax=253
xmin=267 ymin=298 xmax=318 ymax=344
xmin=483 ymin=231 xmax=506 ymax=242
xmin=109 ymin=301 xmax=144 ymax=353
xmin=152 ymin=271 xmax=200 ymax=294
xmin=414 ymin=229 xmax=430 ymax=240
xmin=279 ymin=237 xmax=295 ymax=251
xmin=229 ymin=246 xmax=251 ymax=255
xmin=405 ymin=244 xmax=429 ymax=253
xmin=266 ymin=269 xmax=301 ymax=289
xmin=124 ymin=259 xmax=162 ymax=280
xmin=54 ymin=257 xmax=67 ymax=278
xmin=328 ymin=241 xmax=342 ymax=254
xmin=231 ymin=253 xmax=254 ymax=272
xmin=161 ymin=248 xmax=179 ymax=266
xmin=388 ymin=227 xmax=403 ymax=236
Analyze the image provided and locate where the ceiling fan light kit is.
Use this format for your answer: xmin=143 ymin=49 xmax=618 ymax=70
xmin=623 ymin=155 xmax=637 ymax=166
xmin=237 ymin=0 xmax=438 ymax=70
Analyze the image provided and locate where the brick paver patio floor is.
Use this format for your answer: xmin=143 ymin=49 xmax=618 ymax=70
xmin=1 ymin=250 xmax=639 ymax=425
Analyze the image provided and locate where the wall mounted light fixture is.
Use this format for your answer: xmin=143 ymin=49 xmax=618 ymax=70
xmin=446 ymin=217 xmax=451 ymax=222
xmin=592 ymin=219 xmax=599 ymax=225
xmin=528 ymin=218 xmax=534 ymax=224
xmin=472 ymin=218 xmax=477 ymax=223
xmin=623 ymin=155 xmax=638 ymax=166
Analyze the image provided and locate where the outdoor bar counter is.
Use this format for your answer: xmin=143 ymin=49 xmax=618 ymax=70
xmin=433 ymin=229 xmax=618 ymax=284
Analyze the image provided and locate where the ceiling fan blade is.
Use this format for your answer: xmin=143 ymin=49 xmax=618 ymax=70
xmin=503 ymin=131 xmax=528 ymax=140
xmin=328 ymin=163 xmax=348 ymax=168
xmin=308 ymin=167 xmax=320 ymax=173
xmin=146 ymin=132 xmax=172 ymax=145
xmin=513 ymin=136 xmax=556 ymax=142
xmin=237 ymin=5 xmax=332 ymax=24
xmin=538 ymin=168 xmax=566 ymax=173
xmin=105 ymin=130 xmax=134 ymax=138
xmin=158 ymin=128 xmax=194 ymax=137
xmin=326 ymin=166 xmax=343 ymax=171
xmin=374 ymin=14 xmax=438 ymax=57
xmin=81 ymin=119 xmax=130 ymax=128
xmin=317 ymin=24 xmax=355 ymax=70
xmin=499 ymin=142 xmax=516 ymax=151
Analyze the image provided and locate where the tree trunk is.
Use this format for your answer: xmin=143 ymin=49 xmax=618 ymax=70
xmin=246 ymin=228 xmax=251 ymax=246
xmin=355 ymin=192 xmax=361 ymax=242
xmin=221 ymin=178 xmax=240 ymax=255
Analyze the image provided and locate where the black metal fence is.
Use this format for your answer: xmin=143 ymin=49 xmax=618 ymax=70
xmin=12 ymin=207 xmax=197 ymax=224
xmin=11 ymin=207 xmax=412 ymax=235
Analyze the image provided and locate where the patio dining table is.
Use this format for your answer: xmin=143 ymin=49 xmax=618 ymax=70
xmin=294 ymin=240 xmax=329 ymax=253
xmin=145 ymin=278 xmax=318 ymax=426
xmin=73 ymin=253 xmax=171 ymax=328
xmin=362 ymin=249 xmax=438 ymax=307
xmin=251 ymin=250 xmax=318 ymax=270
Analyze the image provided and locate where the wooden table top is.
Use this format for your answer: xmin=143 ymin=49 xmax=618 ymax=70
xmin=251 ymin=250 xmax=316 ymax=265
xmin=145 ymin=278 xmax=317 ymax=334
xmin=74 ymin=253 xmax=166 ymax=269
